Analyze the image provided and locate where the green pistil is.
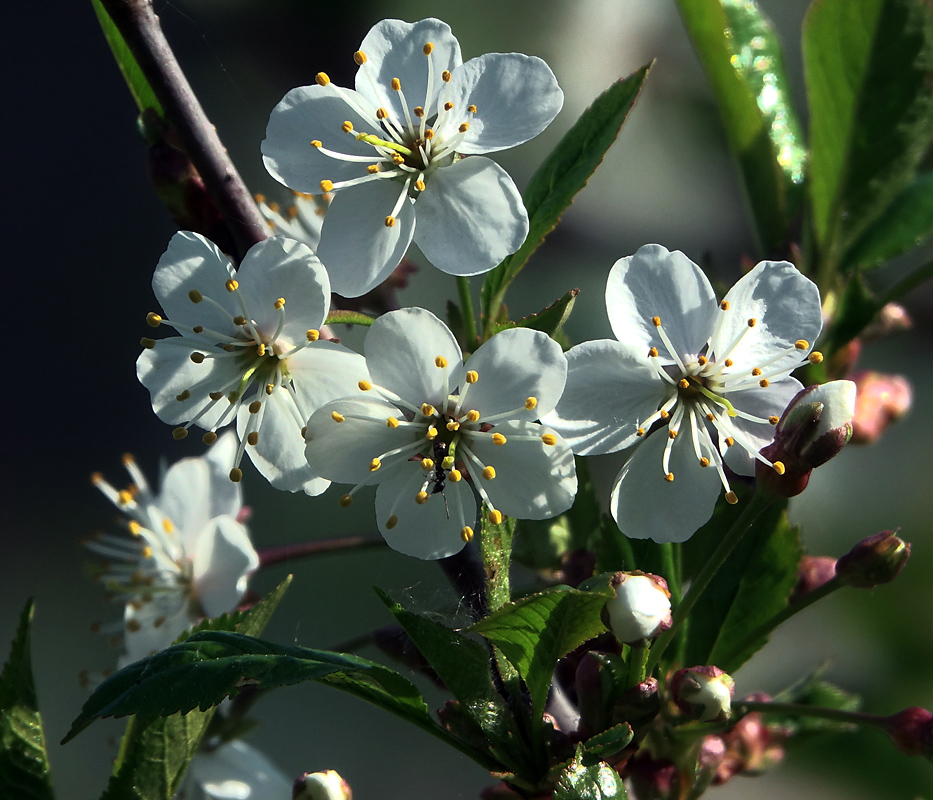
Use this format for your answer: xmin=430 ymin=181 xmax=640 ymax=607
xmin=356 ymin=133 xmax=413 ymax=156
xmin=694 ymin=383 xmax=738 ymax=417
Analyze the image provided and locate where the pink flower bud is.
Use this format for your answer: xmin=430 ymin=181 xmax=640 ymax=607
xmin=671 ymin=666 xmax=735 ymax=723
xmin=606 ymin=572 xmax=672 ymax=644
xmin=835 ymin=530 xmax=910 ymax=588
xmin=293 ymin=770 xmax=352 ymax=800
xmin=791 ymin=555 xmax=837 ymax=602
xmin=850 ymin=371 xmax=912 ymax=445
xmin=885 ymin=707 xmax=933 ymax=760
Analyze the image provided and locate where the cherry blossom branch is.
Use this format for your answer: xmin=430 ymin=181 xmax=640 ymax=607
xmin=99 ymin=0 xmax=267 ymax=259
xmin=257 ymin=536 xmax=385 ymax=568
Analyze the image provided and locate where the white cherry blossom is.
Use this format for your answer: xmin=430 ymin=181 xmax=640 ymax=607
xmin=86 ymin=434 xmax=258 ymax=667
xmin=544 ymin=244 xmax=823 ymax=543
xmin=137 ymin=231 xmax=369 ymax=495
xmin=255 ymin=190 xmax=329 ymax=250
xmin=304 ymin=308 xmax=576 ymax=560
xmin=262 ymin=17 xmax=563 ymax=297
xmin=183 ymin=738 xmax=292 ymax=800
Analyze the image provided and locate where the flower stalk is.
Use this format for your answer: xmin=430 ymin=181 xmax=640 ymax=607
xmin=456 ymin=275 xmax=479 ymax=349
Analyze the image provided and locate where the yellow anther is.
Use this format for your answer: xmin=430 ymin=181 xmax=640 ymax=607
xmin=426 ymin=426 xmax=438 ymax=440
xmin=268 ymin=202 xmax=280 ymax=212
xmin=651 ymin=316 xmax=662 ymax=327
xmin=391 ymin=77 xmax=401 ymax=91
xmin=274 ymin=297 xmax=286 ymax=310
xmin=465 ymin=370 xmax=479 ymax=384
xmin=659 ymin=409 xmax=669 ymax=420
xmin=449 ymin=468 xmax=462 ymax=482
xmin=367 ymin=164 xmax=380 ymax=174
xmin=648 ymin=347 xmax=659 ymax=358
xmin=307 ymin=329 xmax=320 ymax=341
xmin=188 ymin=289 xmax=203 ymax=303
xmin=435 ymin=355 xmax=448 ymax=368
xmin=173 ymin=427 xmax=188 ymax=440
xmin=229 ymin=468 xmax=243 ymax=483
xmin=321 ymin=180 xmax=335 ymax=192
xmin=339 ymin=494 xmax=353 ymax=508
xmin=369 ymin=457 xmax=381 ymax=472
xmin=482 ymin=466 xmax=496 ymax=480
xmin=468 ymin=104 xmax=477 ymax=113
xmin=175 ymin=390 xmax=191 ymax=402
xmin=225 ymin=279 xmax=239 ymax=293
xmin=414 ymin=106 xmax=425 ymax=117
xmin=146 ymin=312 xmax=162 ymax=327
xmin=249 ymin=400 xmax=262 ymax=414
xmin=353 ymin=50 xmax=367 ymax=64
xmin=525 ymin=397 xmax=538 ymax=410
xmin=668 ymin=430 xmax=678 ymax=439
xmin=391 ymin=153 xmax=404 ymax=164
xmin=720 ymin=300 xmax=730 ymax=311
xmin=386 ymin=514 xmax=398 ymax=529
xmin=446 ymin=420 xmax=460 ymax=431
xmin=415 ymin=491 xmax=429 ymax=505
xmin=376 ymin=107 xmax=388 ymax=120
xmin=808 ymin=351 xmax=824 ymax=364
xmin=233 ymin=315 xmax=247 ymax=325
xmin=444 ymin=101 xmax=454 ymax=111
xmin=773 ymin=461 xmax=786 ymax=475
xmin=341 ymin=121 xmax=354 ymax=133
xmin=247 ymin=431 xmax=259 ymax=446
xmin=140 ymin=337 xmax=156 ymax=349
xmin=193 ymin=326 xmax=204 ymax=334
xmin=466 ymin=409 xmax=480 ymax=422
xmin=128 ymin=520 xmax=142 ymax=536
xmin=461 ymin=526 xmax=474 ymax=543
xmin=254 ymin=193 xmax=266 ymax=203
xmin=759 ymin=378 xmax=770 ymax=388
xmin=725 ymin=436 xmax=735 ymax=447
xmin=209 ymin=391 xmax=224 ymax=401
xmin=421 ymin=403 xmax=436 ymax=417
xmin=386 ymin=417 xmax=399 ymax=428
xmin=256 ymin=343 xmax=267 ymax=357
xmin=664 ymin=473 xmax=674 ymax=482
xmin=752 ymin=368 xmax=762 ymax=376
xmin=442 ymin=70 xmax=452 ymax=82
xmin=769 ymin=415 xmax=779 ymax=425
xmin=358 ymin=380 xmax=372 ymax=391
xmin=795 ymin=339 xmax=809 ymax=350
xmin=636 ymin=428 xmax=646 ymax=437
xmin=265 ymin=383 xmax=274 ymax=395
xmin=421 ymin=458 xmax=435 ymax=471
xmin=126 ymin=619 xmax=142 ymax=633
xmin=725 ymin=491 xmax=739 ymax=505
xmin=488 ymin=509 xmax=503 ymax=525
xmin=698 ymin=356 xmax=708 ymax=366
xmin=415 ymin=180 xmax=426 ymax=191
xmin=315 ymin=72 xmax=330 ymax=86
xmin=202 ymin=432 xmax=218 ymax=445
xmin=699 ymin=457 xmax=710 ymax=467
xmin=678 ymin=379 xmax=689 ymax=389
xmin=153 ymin=616 xmax=166 ymax=628
xmin=424 ymin=128 xmax=434 ymax=139
xmin=117 ymin=489 xmax=133 ymax=505
xmin=459 ymin=122 xmax=469 ymax=132
xmin=491 ymin=433 xmax=507 ymax=445
xmin=331 ymin=411 xmax=345 ymax=423
xmin=423 ymin=42 xmax=434 ymax=55
xmin=541 ymin=433 xmax=557 ymax=446
xmin=748 ymin=318 xmax=757 ymax=327
xmin=385 ymin=216 xmax=396 ymax=228
xmin=724 ymin=358 xmax=734 ymax=367
xmin=310 ymin=139 xmax=322 ymax=148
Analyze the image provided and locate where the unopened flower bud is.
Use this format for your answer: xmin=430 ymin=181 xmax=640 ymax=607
xmin=758 ymin=381 xmax=856 ymax=497
xmin=671 ymin=666 xmax=735 ymax=723
xmin=613 ymin=677 xmax=661 ymax=731
xmin=629 ymin=752 xmax=679 ymax=800
xmin=861 ymin=302 xmax=913 ymax=341
xmin=850 ymin=370 xmax=912 ymax=444
xmin=791 ymin=555 xmax=837 ymax=602
xmin=606 ymin=572 xmax=672 ymax=644
xmin=885 ymin=707 xmax=933 ymax=761
xmin=835 ymin=530 xmax=910 ymax=588
xmin=293 ymin=769 xmax=352 ymax=800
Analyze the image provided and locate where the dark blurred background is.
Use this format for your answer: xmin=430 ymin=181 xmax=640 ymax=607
xmin=3 ymin=1 xmax=931 ymax=797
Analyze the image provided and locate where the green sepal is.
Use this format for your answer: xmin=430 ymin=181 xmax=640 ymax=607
xmin=323 ymin=309 xmax=376 ymax=327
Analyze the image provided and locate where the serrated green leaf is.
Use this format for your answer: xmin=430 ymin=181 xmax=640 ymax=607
xmin=489 ymin=289 xmax=579 ymax=338
xmin=480 ymin=65 xmax=652 ymax=329
xmin=677 ymin=0 xmax=806 ymax=250
xmin=771 ymin=669 xmax=862 ymax=737
xmin=843 ymin=172 xmax=933 ymax=270
xmin=92 ymin=576 xmax=291 ymax=800
xmin=553 ymin=745 xmax=628 ymax=800
xmin=468 ymin=587 xmax=608 ymax=719
xmin=91 ymin=0 xmax=163 ymax=117
xmin=0 ymin=600 xmax=55 ymax=800
xmin=681 ymin=499 xmax=791 ymax=668
xmin=578 ymin=723 xmax=634 ymax=764
xmin=804 ymin=0 xmax=933 ymax=266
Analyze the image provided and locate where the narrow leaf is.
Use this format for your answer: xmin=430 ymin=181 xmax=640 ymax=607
xmin=0 ymin=600 xmax=55 ymax=800
xmin=804 ymin=0 xmax=933 ymax=264
xmin=481 ymin=64 xmax=652 ymax=326
xmin=677 ymin=0 xmax=806 ymax=250
xmin=490 ymin=289 xmax=579 ymax=338
xmin=468 ymin=588 xmax=608 ymax=719
xmin=91 ymin=0 xmax=164 ymax=117
xmin=554 ymin=745 xmax=628 ymax=800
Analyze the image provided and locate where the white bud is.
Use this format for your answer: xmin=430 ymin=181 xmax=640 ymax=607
xmin=606 ymin=572 xmax=672 ymax=644
xmin=671 ymin=666 xmax=735 ymax=722
xmin=293 ymin=769 xmax=352 ymax=800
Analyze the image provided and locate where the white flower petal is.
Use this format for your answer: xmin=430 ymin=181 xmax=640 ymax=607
xmin=722 ymin=377 xmax=802 ymax=476
xmin=234 ymin=237 xmax=330 ymax=343
xmin=465 ymin=421 xmax=576 ymax=519
xmin=713 ymin=260 xmax=822 ymax=372
xmin=447 ymin=53 xmax=563 ymax=154
xmin=606 ymin=245 xmax=718 ymax=362
xmin=304 ymin=397 xmax=420 ymax=485
xmin=287 ymin=341 xmax=369 ymax=417
xmin=120 ymin=598 xmax=190 ymax=666
xmin=186 ymin=740 xmax=292 ymax=800
xmin=455 ymin=328 xmax=566 ymax=421
xmin=374 ymin=462 xmax=473 ymax=560
xmin=317 ymin=180 xmax=416 ymax=297
xmin=203 ymin=432 xmax=242 ymax=519
xmin=152 ymin=232 xmax=239 ymax=334
xmin=157 ymin=457 xmax=211 ymax=545
xmin=365 ymin=308 xmax=462 ymax=408
xmin=355 ymin=18 xmax=461 ymax=120
xmin=610 ymin=431 xmax=722 ymax=543
xmin=192 ymin=516 xmax=259 ymax=618
xmin=262 ymin=84 xmax=381 ymax=191
xmin=544 ymin=339 xmax=666 ymax=455
xmin=413 ymin=157 xmax=528 ymax=276
xmin=137 ymin=342 xmax=239 ymax=430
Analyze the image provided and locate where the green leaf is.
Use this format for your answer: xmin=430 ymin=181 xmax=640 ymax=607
xmin=553 ymin=745 xmax=628 ymax=800
xmin=468 ymin=587 xmax=608 ymax=719
xmin=823 ymin=271 xmax=880 ymax=355
xmin=804 ymin=0 xmax=933 ymax=266
xmin=91 ymin=0 xmax=163 ymax=117
xmin=0 ymin=600 xmax=55 ymax=800
xmin=577 ymin=724 xmax=634 ymax=764
xmin=682 ymin=499 xmax=796 ymax=669
xmin=843 ymin=172 xmax=933 ymax=270
xmin=92 ymin=576 xmax=291 ymax=800
xmin=772 ymin=668 xmax=861 ymax=737
xmin=676 ymin=0 xmax=806 ymax=250
xmin=489 ymin=289 xmax=579 ymax=338
xmin=480 ymin=64 xmax=652 ymax=329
